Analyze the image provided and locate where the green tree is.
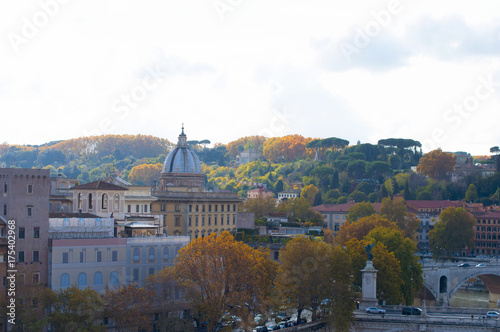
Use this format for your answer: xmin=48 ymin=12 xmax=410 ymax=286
xmin=379 ymin=197 xmax=420 ymax=241
xmin=327 ymin=246 xmax=356 ymax=332
xmin=48 ymin=285 xmax=105 ymax=332
xmin=346 ymin=202 xmax=376 ymax=222
xmin=301 ymin=184 xmax=319 ymax=206
xmin=428 ymin=207 xmax=476 ymax=259
xmin=372 ymin=243 xmax=404 ymax=304
xmin=465 ymin=183 xmax=478 ymax=202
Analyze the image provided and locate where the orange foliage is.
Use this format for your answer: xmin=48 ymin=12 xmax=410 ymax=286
xmin=43 ymin=134 xmax=173 ymax=159
xmin=336 ymin=214 xmax=399 ymax=246
xmin=262 ymin=135 xmax=313 ymax=163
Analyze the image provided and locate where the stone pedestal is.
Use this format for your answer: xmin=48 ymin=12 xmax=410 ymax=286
xmin=361 ymin=260 xmax=378 ymax=308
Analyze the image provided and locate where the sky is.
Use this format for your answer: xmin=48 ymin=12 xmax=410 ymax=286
xmin=1 ymin=0 xmax=500 ymax=155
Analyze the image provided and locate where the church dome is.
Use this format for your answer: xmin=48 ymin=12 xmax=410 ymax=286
xmin=162 ymin=127 xmax=201 ymax=174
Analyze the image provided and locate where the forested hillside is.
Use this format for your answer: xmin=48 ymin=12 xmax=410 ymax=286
xmin=1 ymin=134 xmax=499 ymax=206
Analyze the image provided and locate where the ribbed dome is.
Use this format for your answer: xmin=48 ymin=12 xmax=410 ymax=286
xmin=162 ymin=127 xmax=201 ymax=174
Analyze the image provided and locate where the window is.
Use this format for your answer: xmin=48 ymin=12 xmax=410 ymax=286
xmin=133 ymin=248 xmax=140 ymax=261
xmin=233 ymin=215 xmax=236 ymax=225
xmin=102 ymin=194 xmax=108 ymax=209
xmin=33 ymin=251 xmax=39 ymax=263
xmin=27 ymin=207 xmax=32 ymax=217
xmin=175 ymin=216 xmax=181 ymax=227
xmin=114 ymin=194 xmax=120 ymax=210
xmin=136 ymin=205 xmax=139 ymax=213
xmin=61 ymin=274 xmax=70 ymax=287
xmin=112 ymin=250 xmax=117 ymax=262
xmin=175 ymin=204 xmax=181 ymax=212
xmin=160 ymin=204 xmax=166 ymax=212
xmin=274 ymin=251 xmax=279 ymax=260
xmin=97 ymin=251 xmax=102 ymax=262
xmin=215 ymin=216 xmax=218 ymax=226
xmin=188 ymin=217 xmax=192 ymax=227
xmin=88 ymin=193 xmax=93 ymax=209
xmin=110 ymin=271 xmax=119 ymax=285
xmin=215 ymin=204 xmax=218 ymax=212
xmin=227 ymin=205 xmax=230 ymax=212
xmin=78 ymin=273 xmax=87 ymax=286
xmin=33 ymin=227 xmax=39 ymax=239
xmin=19 ymin=227 xmax=25 ymax=239
xmin=163 ymin=247 xmax=169 ymax=260
xmin=133 ymin=268 xmax=139 ymax=282
xmin=27 ymin=184 xmax=33 ymax=194
xmin=148 ymin=247 xmax=155 ymax=261
xmin=144 ymin=205 xmax=148 ymax=213
xmin=3 ymin=204 xmax=6 ymax=216
xmin=202 ymin=205 xmax=205 ymax=212
xmin=80 ymin=251 xmax=84 ymax=263
xmin=195 ymin=216 xmax=199 ymax=227
xmin=3 ymin=183 xmax=7 ymax=193
xmin=233 ymin=204 xmax=236 ymax=211
xmin=202 ymin=216 xmax=205 ymax=226
xmin=63 ymin=252 xmax=68 ymax=263
xmin=209 ymin=204 xmax=212 ymax=212
xmin=94 ymin=272 xmax=102 ymax=285
xmin=227 ymin=215 xmax=230 ymax=224
xmin=189 ymin=205 xmax=192 ymax=212
xmin=221 ymin=205 xmax=224 ymax=212
xmin=221 ymin=215 xmax=224 ymax=225
xmin=196 ymin=205 xmax=199 ymax=212
xmin=208 ymin=216 xmax=211 ymax=226
xmin=149 ymin=267 xmax=155 ymax=276
xmin=77 ymin=193 xmax=82 ymax=209
xmin=128 ymin=205 xmax=132 ymax=213
xmin=18 ymin=251 xmax=25 ymax=263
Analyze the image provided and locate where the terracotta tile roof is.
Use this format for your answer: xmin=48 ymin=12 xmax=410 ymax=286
xmin=313 ymin=202 xmax=381 ymax=213
xmin=70 ymin=180 xmax=128 ymax=191
xmin=475 ymin=211 xmax=500 ymax=219
xmin=406 ymin=200 xmax=463 ymax=209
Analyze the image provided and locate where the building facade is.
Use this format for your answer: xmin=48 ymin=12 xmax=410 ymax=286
xmin=151 ymin=128 xmax=241 ymax=240
xmin=0 ymin=168 xmax=50 ymax=290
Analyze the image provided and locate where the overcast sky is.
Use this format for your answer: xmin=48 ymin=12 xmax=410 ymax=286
xmin=1 ymin=1 xmax=500 ymax=155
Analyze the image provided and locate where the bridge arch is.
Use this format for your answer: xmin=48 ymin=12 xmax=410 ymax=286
xmin=448 ymin=271 xmax=500 ymax=303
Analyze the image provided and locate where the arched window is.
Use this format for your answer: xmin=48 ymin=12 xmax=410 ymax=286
xmin=148 ymin=247 xmax=155 ymax=261
xmin=94 ymin=272 xmax=102 ymax=285
xmin=133 ymin=248 xmax=140 ymax=261
xmin=110 ymin=271 xmax=119 ymax=285
xmin=102 ymin=194 xmax=108 ymax=209
xmin=88 ymin=193 xmax=93 ymax=209
xmin=77 ymin=193 xmax=82 ymax=209
xmin=114 ymin=194 xmax=120 ymax=210
xmin=61 ymin=274 xmax=70 ymax=288
xmin=78 ymin=273 xmax=87 ymax=286
xmin=163 ymin=247 xmax=169 ymax=260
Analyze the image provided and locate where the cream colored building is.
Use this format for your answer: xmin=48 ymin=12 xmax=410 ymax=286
xmin=70 ymin=181 xmax=128 ymax=220
xmin=151 ymin=127 xmax=241 ymax=240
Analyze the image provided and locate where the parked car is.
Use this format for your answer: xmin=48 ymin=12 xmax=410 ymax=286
xmin=457 ymin=263 xmax=470 ymax=268
xmin=402 ymin=307 xmax=422 ymax=315
xmin=268 ymin=325 xmax=280 ymax=331
xmin=486 ymin=311 xmax=499 ymax=319
xmin=366 ymin=307 xmax=386 ymax=314
xmin=475 ymin=263 xmax=486 ymax=267
xmin=253 ymin=326 xmax=268 ymax=332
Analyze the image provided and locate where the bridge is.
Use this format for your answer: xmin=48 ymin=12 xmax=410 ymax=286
xmin=423 ymin=263 xmax=500 ymax=306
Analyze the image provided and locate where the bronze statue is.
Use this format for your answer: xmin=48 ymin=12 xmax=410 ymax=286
xmin=365 ymin=243 xmax=375 ymax=261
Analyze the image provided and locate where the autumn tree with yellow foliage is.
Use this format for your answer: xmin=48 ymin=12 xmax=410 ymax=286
xmin=416 ymin=148 xmax=457 ymax=180
xmin=172 ymin=232 xmax=277 ymax=332
xmin=127 ymin=163 xmax=163 ymax=185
